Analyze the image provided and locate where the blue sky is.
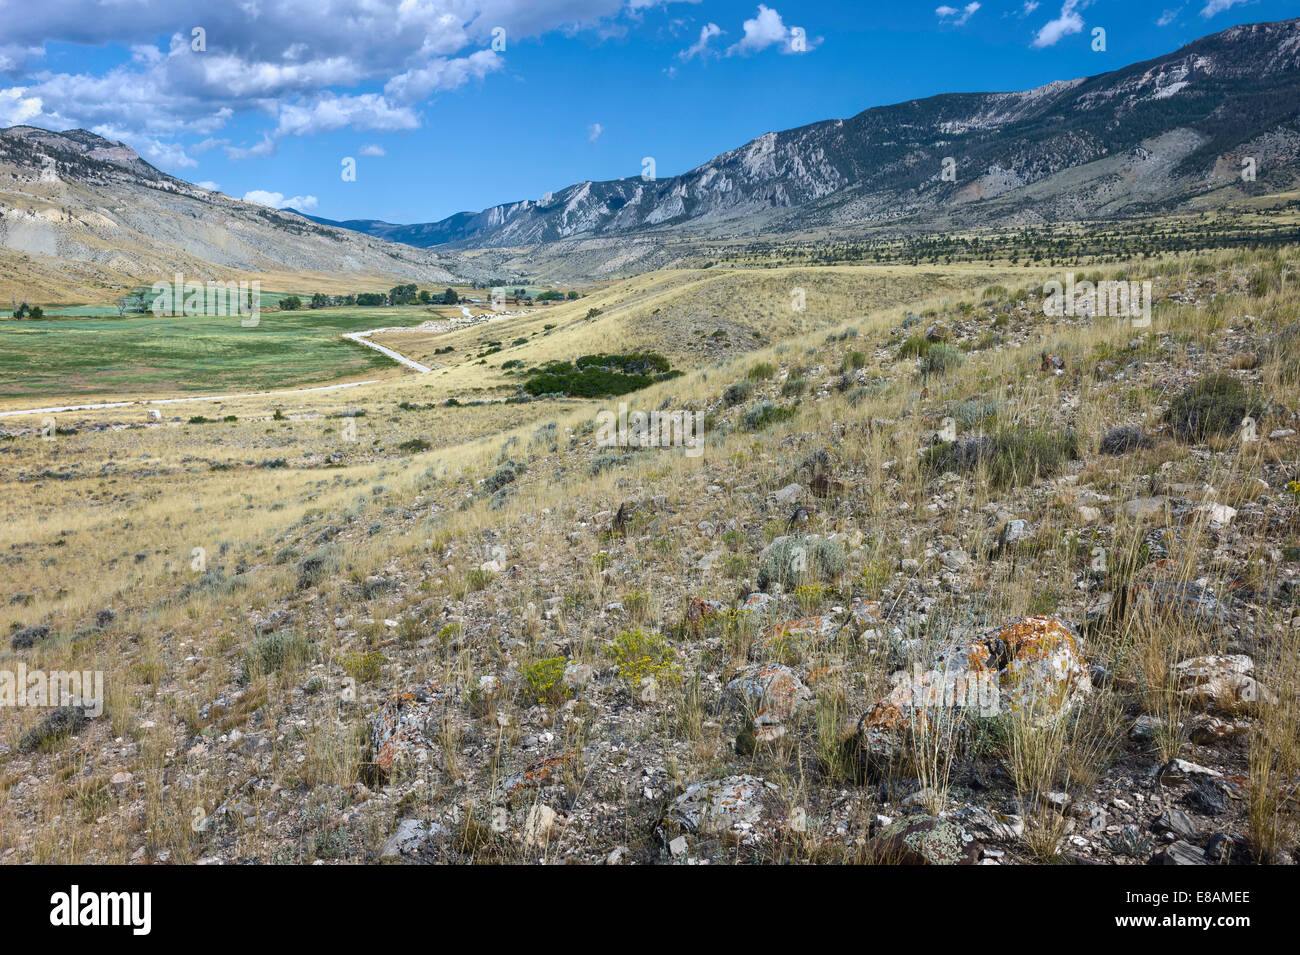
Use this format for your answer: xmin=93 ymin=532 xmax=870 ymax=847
xmin=2 ymin=0 xmax=1296 ymax=223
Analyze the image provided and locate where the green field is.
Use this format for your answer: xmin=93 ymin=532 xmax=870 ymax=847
xmin=38 ymin=290 xmax=294 ymax=318
xmin=0 ymin=305 xmax=440 ymax=401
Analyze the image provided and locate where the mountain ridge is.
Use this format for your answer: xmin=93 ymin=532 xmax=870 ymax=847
xmin=0 ymin=124 xmax=471 ymax=301
xmin=301 ymin=16 xmax=1300 ymax=250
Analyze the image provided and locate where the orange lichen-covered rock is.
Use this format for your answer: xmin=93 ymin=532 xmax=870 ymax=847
xmin=726 ymin=664 xmax=812 ymax=741
xmin=683 ymin=597 xmax=727 ymax=635
xmin=857 ymin=616 xmax=1091 ymax=774
xmin=502 ymin=750 xmax=580 ymax=801
xmin=751 ymin=615 xmax=842 ymax=660
xmin=369 ymin=683 xmax=443 ymax=777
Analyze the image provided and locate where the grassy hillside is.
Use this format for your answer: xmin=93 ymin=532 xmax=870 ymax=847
xmin=0 ymin=246 xmax=1297 ymax=865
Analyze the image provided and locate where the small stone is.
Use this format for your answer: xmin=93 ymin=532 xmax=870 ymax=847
xmin=1151 ymin=840 xmax=1208 ymax=865
xmin=380 ymin=818 xmax=434 ymax=858
xmin=940 ymin=549 xmax=970 ymax=571
xmin=996 ymin=519 xmax=1032 ymax=551
xmin=1124 ymin=497 xmax=1167 ymax=521
xmin=669 ymin=835 xmax=688 ymax=857
xmin=772 ymin=483 xmax=805 ymax=505
xmin=1160 ymin=758 xmax=1223 ymax=781
xmin=1197 ymin=503 xmax=1236 ymax=525
xmin=1155 ymin=808 xmax=1198 ymax=840
xmin=865 ymin=814 xmax=979 ymax=865
xmin=1182 ymin=779 xmax=1230 ymax=817
xmin=639 ymin=676 xmax=658 ymax=704
xmin=562 ymin=663 xmax=594 ymax=690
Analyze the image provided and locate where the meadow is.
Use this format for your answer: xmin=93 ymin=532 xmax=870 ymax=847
xmin=0 ymin=305 xmax=448 ymax=402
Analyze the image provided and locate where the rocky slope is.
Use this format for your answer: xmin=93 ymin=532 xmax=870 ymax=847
xmin=2 ymin=250 xmax=1297 ymax=865
xmin=0 ymin=125 xmax=466 ymax=297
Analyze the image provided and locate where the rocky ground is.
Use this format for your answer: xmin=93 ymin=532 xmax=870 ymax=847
xmin=1 ymin=251 xmax=1298 ymax=865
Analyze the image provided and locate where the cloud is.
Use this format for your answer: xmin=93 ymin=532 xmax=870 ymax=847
xmin=0 ymin=86 xmax=43 ymax=126
xmin=0 ymin=43 xmax=43 ymax=74
xmin=243 ymin=190 xmax=318 ymax=211
xmin=383 ymin=49 xmax=502 ymax=104
xmin=1021 ymin=1 xmax=1040 ymax=14
xmin=0 ymin=1 xmax=699 ymax=169
xmin=588 ymin=122 xmax=603 ymax=143
xmin=726 ymin=5 xmax=818 ymax=56
xmin=1032 ymin=0 xmax=1087 ymax=48
xmin=195 ymin=180 xmax=221 ymax=191
xmin=223 ymin=136 xmax=277 ymax=161
xmin=1201 ymin=0 xmax=1247 ymax=16
xmin=936 ymin=3 xmax=981 ymax=27
xmin=1157 ymin=7 xmax=1183 ymax=26
xmin=358 ymin=144 xmax=386 ymax=157
xmin=273 ymin=93 xmax=419 ymax=138
xmin=679 ymin=22 xmax=723 ymax=61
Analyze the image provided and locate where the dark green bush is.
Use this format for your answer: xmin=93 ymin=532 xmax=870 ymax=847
xmin=1164 ymin=374 xmax=1262 ymax=442
xmin=923 ymin=428 xmax=1078 ymax=489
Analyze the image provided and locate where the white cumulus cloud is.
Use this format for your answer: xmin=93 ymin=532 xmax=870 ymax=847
xmin=0 ymin=86 xmax=43 ymax=125
xmin=0 ymin=0 xmax=704 ymax=170
xmin=727 ymin=5 xmax=816 ymax=56
xmin=1032 ymin=0 xmax=1087 ymax=48
xmin=936 ymin=3 xmax=981 ymax=27
xmin=243 ymin=190 xmax=318 ymax=211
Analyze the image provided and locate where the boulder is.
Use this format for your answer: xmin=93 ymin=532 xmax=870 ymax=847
xmin=1126 ymin=561 xmax=1229 ymax=628
xmin=369 ymin=684 xmax=442 ymax=778
xmin=752 ymin=614 xmax=842 ymax=658
xmin=671 ymin=775 xmax=787 ymax=845
xmin=858 ymin=616 xmax=1091 ymax=775
xmin=379 ymin=818 xmax=446 ymax=858
xmin=865 ymin=814 xmax=979 ymax=865
xmin=725 ymin=664 xmax=812 ymax=741
xmin=1176 ymin=654 xmax=1275 ymax=714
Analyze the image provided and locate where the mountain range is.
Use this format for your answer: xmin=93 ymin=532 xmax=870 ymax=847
xmin=3 ymin=16 xmax=1299 ymax=298
xmin=298 ymin=17 xmax=1300 ymax=250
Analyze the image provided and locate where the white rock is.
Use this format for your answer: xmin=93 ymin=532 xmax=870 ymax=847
xmin=523 ymin=804 xmax=557 ymax=847
xmin=1197 ymin=503 xmax=1237 ymax=525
